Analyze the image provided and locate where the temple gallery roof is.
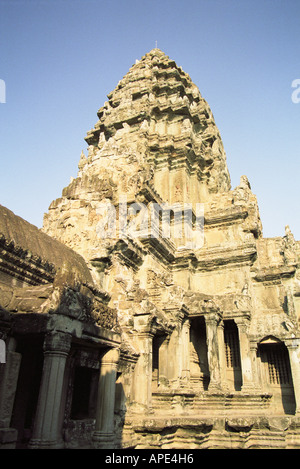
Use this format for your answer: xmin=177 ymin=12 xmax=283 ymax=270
xmin=0 ymin=204 xmax=93 ymax=285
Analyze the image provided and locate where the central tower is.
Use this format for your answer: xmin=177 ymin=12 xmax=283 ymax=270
xmin=85 ymin=48 xmax=231 ymax=204
xmin=44 ymin=48 xmax=231 ymax=263
xmin=42 ymin=50 xmax=300 ymax=448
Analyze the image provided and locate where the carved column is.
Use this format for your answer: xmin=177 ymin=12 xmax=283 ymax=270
xmin=235 ymin=319 xmax=255 ymax=392
xmin=92 ymin=348 xmax=119 ymax=449
xmin=181 ymin=319 xmax=191 ymax=386
xmin=249 ymin=340 xmax=261 ymax=391
xmin=205 ymin=312 xmax=222 ymax=392
xmin=158 ymin=335 xmax=170 ymax=387
xmin=285 ymin=338 xmax=300 ymax=416
xmin=130 ymin=328 xmax=154 ymax=412
xmin=218 ymin=321 xmax=229 ymax=392
xmin=0 ymin=337 xmax=21 ymax=448
xmin=167 ymin=314 xmax=184 ymax=387
xmin=29 ymin=331 xmax=71 ymax=449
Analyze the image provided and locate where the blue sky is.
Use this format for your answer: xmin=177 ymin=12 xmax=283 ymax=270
xmin=0 ymin=0 xmax=299 ymax=240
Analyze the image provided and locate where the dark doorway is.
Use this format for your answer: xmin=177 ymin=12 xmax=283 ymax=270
xmin=224 ymin=320 xmax=242 ymax=391
xmin=70 ymin=366 xmax=98 ymax=420
xmin=10 ymin=336 xmax=44 ymax=448
xmin=190 ymin=317 xmax=209 ymax=390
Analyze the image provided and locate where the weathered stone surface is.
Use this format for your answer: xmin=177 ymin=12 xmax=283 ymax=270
xmin=41 ymin=48 xmax=300 ymax=448
xmin=1 ymin=48 xmax=300 ymax=449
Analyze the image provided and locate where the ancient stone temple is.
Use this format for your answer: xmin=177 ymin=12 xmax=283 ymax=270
xmin=1 ymin=48 xmax=300 ymax=449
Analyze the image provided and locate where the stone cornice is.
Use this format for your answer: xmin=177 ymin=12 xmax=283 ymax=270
xmin=204 ymin=206 xmax=248 ymax=228
xmin=0 ymin=234 xmax=56 ymax=286
xmin=136 ymin=182 xmax=164 ymax=205
xmin=111 ymin=231 xmax=258 ymax=273
xmin=190 ymin=242 xmax=257 ymax=271
xmin=140 ymin=235 xmax=176 ymax=265
xmin=252 ymin=264 xmax=296 ymax=283
xmin=112 ymin=238 xmax=146 ymax=271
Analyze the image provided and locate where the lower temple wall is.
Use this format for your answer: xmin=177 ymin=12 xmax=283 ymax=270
xmin=120 ymin=415 xmax=300 ymax=449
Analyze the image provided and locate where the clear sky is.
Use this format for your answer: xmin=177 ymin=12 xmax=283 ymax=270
xmin=0 ymin=0 xmax=299 ymax=240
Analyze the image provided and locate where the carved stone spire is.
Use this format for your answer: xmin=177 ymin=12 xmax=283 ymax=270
xmin=43 ymin=49 xmax=231 ymax=261
xmin=85 ymin=48 xmax=231 ymax=200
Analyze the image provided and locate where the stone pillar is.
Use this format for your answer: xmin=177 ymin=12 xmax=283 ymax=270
xmin=205 ymin=312 xmax=222 ymax=392
xmin=167 ymin=322 xmax=182 ymax=388
xmin=249 ymin=340 xmax=261 ymax=391
xmin=0 ymin=337 xmax=21 ymax=448
xmin=158 ymin=336 xmax=169 ymax=387
xmin=131 ymin=331 xmax=154 ymax=411
xmin=29 ymin=331 xmax=71 ymax=449
xmin=235 ymin=319 xmax=255 ymax=392
xmin=285 ymin=338 xmax=300 ymax=416
xmin=92 ymin=348 xmax=119 ymax=449
xmin=218 ymin=321 xmax=229 ymax=392
xmin=181 ymin=319 xmax=190 ymax=386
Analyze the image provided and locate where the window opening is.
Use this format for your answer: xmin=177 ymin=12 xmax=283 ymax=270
xmin=265 ymin=345 xmax=291 ymax=385
xmin=71 ymin=366 xmax=98 ymax=420
xmin=224 ymin=321 xmax=241 ymax=369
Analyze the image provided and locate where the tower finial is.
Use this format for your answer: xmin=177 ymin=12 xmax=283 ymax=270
xmin=155 ymin=40 xmax=157 ymax=49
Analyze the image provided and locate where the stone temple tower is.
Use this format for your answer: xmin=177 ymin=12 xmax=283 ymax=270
xmin=40 ymin=48 xmax=300 ymax=448
xmin=44 ymin=49 xmax=232 ymax=259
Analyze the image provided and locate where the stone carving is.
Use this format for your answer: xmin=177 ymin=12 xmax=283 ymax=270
xmin=1 ymin=49 xmax=300 ymax=449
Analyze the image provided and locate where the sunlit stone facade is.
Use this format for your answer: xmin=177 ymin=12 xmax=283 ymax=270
xmin=1 ymin=49 xmax=300 ymax=449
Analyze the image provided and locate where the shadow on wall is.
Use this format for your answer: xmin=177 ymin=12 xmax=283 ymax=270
xmin=6 ymin=335 xmax=125 ymax=449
